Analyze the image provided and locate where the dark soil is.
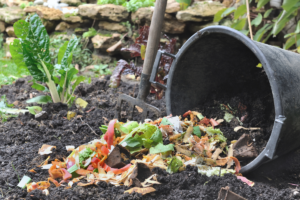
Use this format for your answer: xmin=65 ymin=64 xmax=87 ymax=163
xmin=0 ymin=77 xmax=300 ymax=200
xmin=193 ymin=90 xmax=274 ymax=166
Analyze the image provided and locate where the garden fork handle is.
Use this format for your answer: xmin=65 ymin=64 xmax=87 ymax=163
xmin=137 ymin=0 xmax=168 ymax=101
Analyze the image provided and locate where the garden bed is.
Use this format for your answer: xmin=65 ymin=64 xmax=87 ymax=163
xmin=0 ymin=76 xmax=299 ymax=199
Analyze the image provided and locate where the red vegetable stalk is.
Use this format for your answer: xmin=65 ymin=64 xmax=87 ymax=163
xmin=104 ymin=119 xmax=117 ymax=150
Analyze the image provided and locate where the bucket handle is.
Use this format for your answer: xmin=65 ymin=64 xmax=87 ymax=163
xmin=150 ymin=50 xmax=176 ymax=89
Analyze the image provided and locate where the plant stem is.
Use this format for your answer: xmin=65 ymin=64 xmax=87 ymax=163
xmin=11 ymin=162 xmax=20 ymax=182
xmin=40 ymin=60 xmax=61 ymax=103
xmin=246 ymin=0 xmax=253 ymax=40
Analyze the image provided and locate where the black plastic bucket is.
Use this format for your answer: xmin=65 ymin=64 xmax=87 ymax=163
xmin=150 ymin=26 xmax=300 ymax=174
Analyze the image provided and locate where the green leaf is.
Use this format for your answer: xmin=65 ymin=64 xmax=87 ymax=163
xmin=58 ymin=41 xmax=68 ymax=65
xmin=282 ymin=0 xmax=299 ymax=11
xmin=26 ymin=106 xmax=42 ymax=115
xmin=193 ymin=126 xmax=201 ymax=137
xmin=231 ymin=18 xmax=247 ymax=31
xmin=60 ymin=36 xmax=79 ymax=71
xmin=99 ymin=125 xmax=108 ymax=134
xmin=224 ymin=112 xmax=234 ymax=122
xmin=283 ymin=34 xmax=300 ymax=49
xmin=272 ymin=6 xmax=299 ymax=36
xmin=240 ymin=30 xmax=249 ymax=36
xmin=205 ymin=127 xmax=227 ymax=142
xmin=234 ymin=5 xmax=246 ymax=20
xmin=149 ymin=128 xmax=163 ymax=145
xmin=124 ymin=136 xmax=143 ymax=148
xmin=264 ymin=8 xmax=273 ymax=18
xmin=221 ymin=7 xmax=236 ymax=17
xmin=10 ymin=39 xmax=27 ymax=69
xmin=254 ymin=24 xmax=273 ymax=41
xmin=295 ymin=20 xmax=300 ymax=33
xmin=149 ymin=143 xmax=174 ymax=154
xmin=26 ymin=95 xmax=52 ymax=104
xmin=284 ymin=32 xmax=296 ymax=38
xmin=251 ymin=13 xmax=262 ymax=27
xmin=257 ymin=0 xmax=270 ymax=9
xmin=160 ymin=117 xmax=173 ymax=125
xmin=166 ymin=157 xmax=183 ymax=174
xmin=22 ymin=14 xmax=52 ymax=81
xmin=120 ymin=121 xmax=139 ymax=134
xmin=32 ymin=82 xmax=47 ymax=91
xmin=213 ymin=8 xmax=227 ymax=22
xmin=13 ymin=20 xmax=29 ymax=40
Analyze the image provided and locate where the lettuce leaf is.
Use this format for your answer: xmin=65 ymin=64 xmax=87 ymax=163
xmin=149 ymin=143 xmax=174 ymax=154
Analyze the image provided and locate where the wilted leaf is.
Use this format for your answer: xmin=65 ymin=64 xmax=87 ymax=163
xmin=26 ymin=106 xmax=42 ymax=115
xmin=140 ymin=44 xmax=146 ymax=60
xmin=224 ymin=112 xmax=234 ymax=122
xmin=75 ymin=98 xmax=88 ymax=110
xmin=166 ymin=157 xmax=183 ymax=174
xmin=125 ymin=187 xmax=156 ymax=195
xmin=67 ymin=111 xmax=76 ymax=120
xmin=38 ymin=144 xmax=56 ymax=155
xmin=256 ymin=63 xmax=263 ymax=68
xmin=26 ymin=95 xmax=53 ymax=104
xmin=237 ymin=176 xmax=255 ymax=186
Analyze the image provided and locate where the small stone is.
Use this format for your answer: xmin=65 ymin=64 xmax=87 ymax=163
xmin=62 ymin=15 xmax=83 ymax=23
xmin=43 ymin=20 xmax=58 ymax=32
xmin=176 ymin=1 xmax=225 ymax=22
xmin=55 ymin=21 xmax=80 ymax=31
xmin=60 ymin=0 xmax=81 ymax=6
xmin=166 ymin=0 xmax=180 ymax=13
xmin=6 ymin=37 xmax=16 ymax=45
xmin=91 ymin=34 xmax=120 ymax=51
xmin=0 ymin=7 xmax=26 ymax=24
xmin=6 ymin=26 xmax=16 ymax=37
xmin=0 ymin=21 xmax=6 ymax=33
xmin=79 ymin=4 xmax=129 ymax=22
xmin=188 ymin=22 xmax=218 ymax=33
xmin=131 ymin=7 xmax=153 ymax=25
xmin=35 ymin=111 xmax=48 ymax=120
xmin=24 ymin=6 xmax=63 ymax=20
xmin=163 ymin=16 xmax=186 ymax=34
xmin=98 ymin=21 xmax=127 ymax=33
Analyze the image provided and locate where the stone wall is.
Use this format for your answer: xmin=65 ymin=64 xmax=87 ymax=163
xmin=0 ymin=0 xmax=225 ymax=61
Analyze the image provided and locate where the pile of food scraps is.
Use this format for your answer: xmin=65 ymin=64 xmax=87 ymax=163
xmin=18 ymin=110 xmax=255 ymax=196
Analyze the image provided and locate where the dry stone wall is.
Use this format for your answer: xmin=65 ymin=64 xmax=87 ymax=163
xmin=0 ymin=0 xmax=225 ymax=60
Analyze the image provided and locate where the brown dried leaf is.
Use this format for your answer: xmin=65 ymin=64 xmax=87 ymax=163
xmin=125 ymin=187 xmax=156 ymax=195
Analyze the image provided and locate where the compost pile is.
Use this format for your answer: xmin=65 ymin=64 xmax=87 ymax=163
xmin=0 ymin=77 xmax=299 ymax=200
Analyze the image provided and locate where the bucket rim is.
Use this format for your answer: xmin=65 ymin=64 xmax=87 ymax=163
xmin=165 ymin=25 xmax=284 ymax=174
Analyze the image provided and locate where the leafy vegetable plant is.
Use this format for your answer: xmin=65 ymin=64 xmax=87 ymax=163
xmin=110 ymin=26 xmax=176 ymax=99
xmin=10 ymin=14 xmax=85 ymax=104
xmin=97 ymin=0 xmax=154 ymax=12
xmin=214 ymin=0 xmax=300 ymax=50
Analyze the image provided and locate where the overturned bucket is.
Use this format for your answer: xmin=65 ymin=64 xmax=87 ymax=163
xmin=150 ymin=26 xmax=300 ymax=174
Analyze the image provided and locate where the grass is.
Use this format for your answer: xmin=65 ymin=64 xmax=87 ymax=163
xmin=0 ymin=48 xmax=30 ymax=87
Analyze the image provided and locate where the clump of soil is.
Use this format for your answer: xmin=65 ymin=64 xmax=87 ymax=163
xmin=0 ymin=76 xmax=299 ymax=200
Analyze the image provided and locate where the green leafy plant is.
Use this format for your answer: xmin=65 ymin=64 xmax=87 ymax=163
xmin=0 ymin=95 xmax=28 ymax=122
xmin=97 ymin=0 xmax=154 ymax=12
xmin=82 ymin=28 xmax=98 ymax=38
xmin=10 ymin=14 xmax=85 ymax=105
xmin=122 ymin=0 xmax=155 ymax=12
xmin=49 ymin=36 xmax=93 ymax=68
xmin=214 ymin=0 xmax=300 ymax=49
xmin=97 ymin=0 xmax=126 ymax=6
xmin=19 ymin=2 xmax=33 ymax=9
xmin=92 ymin=64 xmax=112 ymax=76
xmin=64 ymin=12 xmax=77 ymax=18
